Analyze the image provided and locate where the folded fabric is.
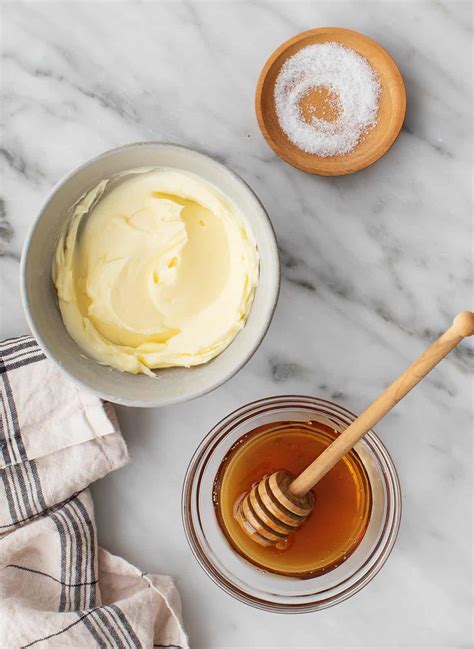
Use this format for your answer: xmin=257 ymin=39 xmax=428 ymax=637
xmin=0 ymin=335 xmax=188 ymax=648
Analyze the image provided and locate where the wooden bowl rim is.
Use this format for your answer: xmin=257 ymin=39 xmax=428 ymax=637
xmin=255 ymin=27 xmax=407 ymax=176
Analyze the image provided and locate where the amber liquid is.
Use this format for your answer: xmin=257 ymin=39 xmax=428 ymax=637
xmin=214 ymin=420 xmax=372 ymax=578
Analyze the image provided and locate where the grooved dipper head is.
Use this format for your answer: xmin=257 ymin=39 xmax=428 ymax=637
xmin=235 ymin=470 xmax=314 ymax=547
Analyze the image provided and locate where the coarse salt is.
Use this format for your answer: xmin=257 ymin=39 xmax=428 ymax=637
xmin=274 ymin=42 xmax=381 ymax=157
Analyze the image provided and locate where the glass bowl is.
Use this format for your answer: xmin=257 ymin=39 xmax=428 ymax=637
xmin=182 ymin=395 xmax=401 ymax=612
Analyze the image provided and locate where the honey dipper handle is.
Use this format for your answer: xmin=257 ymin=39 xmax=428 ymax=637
xmin=290 ymin=311 xmax=474 ymax=498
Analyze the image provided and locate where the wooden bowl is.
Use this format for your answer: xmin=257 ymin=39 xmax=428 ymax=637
xmin=255 ymin=28 xmax=406 ymax=176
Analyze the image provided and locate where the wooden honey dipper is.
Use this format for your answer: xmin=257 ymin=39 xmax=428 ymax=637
xmin=236 ymin=311 xmax=474 ymax=547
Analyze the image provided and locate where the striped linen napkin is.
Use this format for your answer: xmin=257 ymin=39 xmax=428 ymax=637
xmin=0 ymin=335 xmax=188 ymax=649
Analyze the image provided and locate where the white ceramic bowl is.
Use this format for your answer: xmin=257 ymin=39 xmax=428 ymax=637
xmin=21 ymin=143 xmax=280 ymax=407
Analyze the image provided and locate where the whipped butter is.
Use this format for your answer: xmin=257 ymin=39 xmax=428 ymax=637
xmin=53 ymin=168 xmax=259 ymax=375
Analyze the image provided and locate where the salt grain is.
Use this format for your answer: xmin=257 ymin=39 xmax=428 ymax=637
xmin=274 ymin=42 xmax=381 ymax=157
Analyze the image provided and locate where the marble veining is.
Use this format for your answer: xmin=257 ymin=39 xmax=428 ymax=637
xmin=1 ymin=2 xmax=472 ymax=648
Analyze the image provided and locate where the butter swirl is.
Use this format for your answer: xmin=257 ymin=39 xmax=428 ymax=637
xmin=53 ymin=168 xmax=259 ymax=375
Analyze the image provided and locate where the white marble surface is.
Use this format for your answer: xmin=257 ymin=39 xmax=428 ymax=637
xmin=1 ymin=1 xmax=473 ymax=647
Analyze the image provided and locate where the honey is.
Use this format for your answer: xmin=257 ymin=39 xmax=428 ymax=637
xmin=213 ymin=420 xmax=372 ymax=578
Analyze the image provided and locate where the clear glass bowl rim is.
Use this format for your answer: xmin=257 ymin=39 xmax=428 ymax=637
xmin=182 ymin=394 xmax=402 ymax=613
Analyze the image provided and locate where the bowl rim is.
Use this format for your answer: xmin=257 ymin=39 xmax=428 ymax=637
xmin=181 ymin=394 xmax=402 ymax=612
xmin=20 ymin=141 xmax=281 ymax=407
